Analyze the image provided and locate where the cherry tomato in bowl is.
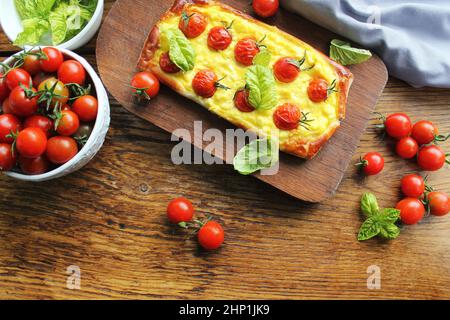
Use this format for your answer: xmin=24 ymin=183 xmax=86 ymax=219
xmin=5 ymin=68 xmax=31 ymax=90
xmin=8 ymin=85 xmax=38 ymax=117
xmin=0 ymin=143 xmax=16 ymax=171
xmin=16 ymin=127 xmax=48 ymax=159
xmin=18 ymin=155 xmax=49 ymax=175
xmin=24 ymin=115 xmax=54 ymax=138
xmin=72 ymin=95 xmax=98 ymax=122
xmin=0 ymin=114 xmax=21 ymax=143
xmin=40 ymin=47 xmax=64 ymax=73
xmin=56 ymin=110 xmax=80 ymax=136
xmin=46 ymin=136 xmax=78 ymax=165
xmin=0 ymin=73 xmax=10 ymax=102
xmin=57 ymin=60 xmax=86 ymax=85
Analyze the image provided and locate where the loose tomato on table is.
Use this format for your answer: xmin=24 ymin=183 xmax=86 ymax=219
xmin=72 ymin=95 xmax=98 ymax=122
xmin=411 ymin=120 xmax=447 ymax=145
xmin=24 ymin=115 xmax=54 ymax=138
xmin=234 ymin=89 xmax=255 ymax=112
xmin=417 ymin=145 xmax=448 ymax=171
xmin=234 ymin=38 xmax=262 ymax=66
xmin=357 ymin=152 xmax=384 ymax=176
xmin=381 ymin=113 xmax=412 ymax=139
xmin=0 ymin=114 xmax=21 ymax=143
xmin=56 ymin=110 xmax=79 ymax=136
xmin=207 ymin=25 xmax=232 ymax=51
xmin=159 ymin=52 xmax=181 ymax=73
xmin=5 ymin=68 xmax=31 ymax=90
xmin=401 ymin=174 xmax=425 ymax=198
xmin=198 ymin=221 xmax=224 ymax=250
xmin=131 ymin=72 xmax=160 ymax=100
xmin=0 ymin=143 xmax=16 ymax=171
xmin=37 ymin=77 xmax=69 ymax=108
xmin=179 ymin=11 xmax=208 ymax=38
xmin=16 ymin=127 xmax=47 ymax=159
xmin=39 ymin=47 xmax=64 ymax=73
xmin=396 ymin=197 xmax=425 ymax=225
xmin=18 ymin=155 xmax=49 ymax=175
xmin=395 ymin=136 xmax=419 ymax=159
xmin=0 ymin=73 xmax=10 ymax=102
xmin=8 ymin=84 xmax=38 ymax=117
xmin=46 ymin=136 xmax=78 ymax=164
xmin=427 ymin=192 xmax=450 ymax=217
xmin=252 ymin=0 xmax=279 ymax=18
xmin=167 ymin=197 xmax=194 ymax=223
xmin=192 ymin=70 xmax=228 ymax=98
xmin=57 ymin=60 xmax=86 ymax=85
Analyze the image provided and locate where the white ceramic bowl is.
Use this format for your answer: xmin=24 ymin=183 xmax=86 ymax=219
xmin=2 ymin=48 xmax=110 ymax=182
xmin=0 ymin=0 xmax=104 ymax=50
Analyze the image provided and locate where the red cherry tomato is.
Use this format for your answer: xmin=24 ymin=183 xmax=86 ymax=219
xmin=0 ymin=73 xmax=10 ymax=102
xmin=46 ymin=136 xmax=78 ymax=164
xmin=2 ymin=98 xmax=13 ymax=114
xmin=198 ymin=221 xmax=224 ymax=250
xmin=8 ymin=85 xmax=38 ymax=117
xmin=273 ymin=103 xmax=300 ymax=130
xmin=166 ymin=197 xmax=194 ymax=223
xmin=131 ymin=72 xmax=160 ymax=99
xmin=401 ymin=174 xmax=425 ymax=198
xmin=359 ymin=152 xmax=384 ymax=175
xmin=234 ymin=38 xmax=260 ymax=66
xmin=252 ymin=0 xmax=279 ymax=18
xmin=179 ymin=11 xmax=207 ymax=38
xmin=57 ymin=60 xmax=86 ymax=85
xmin=16 ymin=127 xmax=47 ymax=158
xmin=417 ymin=145 xmax=447 ymax=171
xmin=273 ymin=57 xmax=300 ymax=83
xmin=396 ymin=197 xmax=425 ymax=225
xmin=411 ymin=120 xmax=438 ymax=145
xmin=0 ymin=114 xmax=21 ymax=143
xmin=32 ymin=72 xmax=54 ymax=88
xmin=39 ymin=47 xmax=64 ymax=73
xmin=0 ymin=143 xmax=16 ymax=171
xmin=159 ymin=52 xmax=181 ymax=73
xmin=427 ymin=192 xmax=450 ymax=217
xmin=308 ymin=78 xmax=331 ymax=102
xmin=384 ymin=113 xmax=412 ymax=139
xmin=72 ymin=95 xmax=98 ymax=122
xmin=5 ymin=68 xmax=31 ymax=90
xmin=207 ymin=26 xmax=232 ymax=51
xmin=234 ymin=89 xmax=255 ymax=112
xmin=24 ymin=115 xmax=54 ymax=138
xmin=56 ymin=110 xmax=79 ymax=136
xmin=18 ymin=155 xmax=49 ymax=175
xmin=22 ymin=54 xmax=42 ymax=75
xmin=395 ymin=137 xmax=419 ymax=159
xmin=192 ymin=70 xmax=225 ymax=98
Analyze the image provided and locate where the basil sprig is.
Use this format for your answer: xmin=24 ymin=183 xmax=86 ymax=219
xmin=233 ymin=138 xmax=279 ymax=175
xmin=330 ymin=39 xmax=372 ymax=66
xmin=164 ymin=28 xmax=195 ymax=72
xmin=358 ymin=192 xmax=401 ymax=241
xmin=245 ymin=49 xmax=277 ymax=110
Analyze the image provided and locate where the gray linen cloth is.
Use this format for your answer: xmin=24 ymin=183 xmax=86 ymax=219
xmin=281 ymin=0 xmax=450 ymax=88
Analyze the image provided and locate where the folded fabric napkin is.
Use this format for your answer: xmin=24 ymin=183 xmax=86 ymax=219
xmin=281 ymin=0 xmax=450 ymax=88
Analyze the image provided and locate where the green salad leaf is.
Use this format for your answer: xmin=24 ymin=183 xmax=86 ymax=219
xmin=13 ymin=0 xmax=97 ymax=46
xmin=233 ymin=139 xmax=279 ymax=175
xmin=329 ymin=39 xmax=372 ymax=66
xmin=357 ymin=192 xmax=401 ymax=241
xmin=164 ymin=28 xmax=195 ymax=72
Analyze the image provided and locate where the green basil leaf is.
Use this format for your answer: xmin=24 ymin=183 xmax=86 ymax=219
xmin=245 ymin=65 xmax=277 ymax=110
xmin=378 ymin=208 xmax=400 ymax=224
xmin=357 ymin=217 xmax=380 ymax=241
xmin=330 ymin=39 xmax=372 ymax=66
xmin=378 ymin=223 xmax=400 ymax=240
xmin=252 ymin=49 xmax=271 ymax=67
xmin=164 ymin=28 xmax=195 ymax=72
xmin=233 ymin=139 xmax=279 ymax=175
xmin=360 ymin=192 xmax=379 ymax=217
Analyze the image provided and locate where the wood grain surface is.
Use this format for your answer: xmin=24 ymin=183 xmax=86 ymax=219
xmin=96 ymin=0 xmax=387 ymax=202
xmin=1 ymin=0 xmax=450 ymax=300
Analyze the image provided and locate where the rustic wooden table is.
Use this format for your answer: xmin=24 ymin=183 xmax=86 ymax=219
xmin=1 ymin=0 xmax=449 ymax=300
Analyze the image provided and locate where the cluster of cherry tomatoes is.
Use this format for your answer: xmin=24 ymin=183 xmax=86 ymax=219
xmin=358 ymin=113 xmax=449 ymax=225
xmin=167 ymin=197 xmax=224 ymax=250
xmin=0 ymin=47 xmax=98 ymax=174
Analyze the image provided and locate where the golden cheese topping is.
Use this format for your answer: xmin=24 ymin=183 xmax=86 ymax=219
xmin=153 ymin=3 xmax=341 ymax=145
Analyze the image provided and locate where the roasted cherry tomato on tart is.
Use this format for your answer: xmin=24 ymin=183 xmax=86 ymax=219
xmin=207 ymin=25 xmax=233 ymax=51
xmin=167 ymin=197 xmax=195 ymax=224
xmin=179 ymin=11 xmax=207 ymax=38
xmin=192 ymin=70 xmax=229 ymax=98
xmin=357 ymin=152 xmax=384 ymax=176
xmin=395 ymin=136 xmax=419 ymax=159
xmin=273 ymin=56 xmax=312 ymax=83
xmin=234 ymin=89 xmax=255 ymax=112
xmin=273 ymin=103 xmax=312 ymax=131
xmin=159 ymin=52 xmax=181 ymax=73
xmin=234 ymin=37 xmax=263 ymax=66
xmin=396 ymin=197 xmax=425 ymax=225
xmin=131 ymin=71 xmax=160 ymax=100
xmin=252 ymin=0 xmax=279 ymax=18
xmin=307 ymin=78 xmax=337 ymax=102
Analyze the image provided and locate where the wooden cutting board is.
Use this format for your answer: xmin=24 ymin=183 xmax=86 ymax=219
xmin=96 ymin=0 xmax=388 ymax=202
